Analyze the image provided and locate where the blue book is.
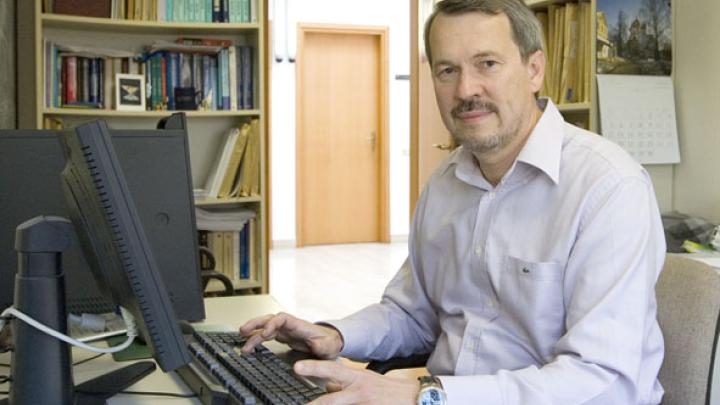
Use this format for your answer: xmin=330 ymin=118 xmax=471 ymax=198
xmin=202 ymin=55 xmax=212 ymax=108
xmin=240 ymin=46 xmax=253 ymax=109
xmin=212 ymin=0 xmax=221 ymax=22
xmin=210 ymin=55 xmax=218 ymax=111
xmin=239 ymin=223 xmax=249 ymax=279
xmin=220 ymin=48 xmax=230 ymax=110
xmin=222 ymin=0 xmax=229 ymax=22
xmin=235 ymin=46 xmax=242 ymax=109
xmin=97 ymin=59 xmax=104 ymax=107
xmin=206 ymin=0 xmax=212 ymax=22
xmin=167 ymin=53 xmax=176 ymax=110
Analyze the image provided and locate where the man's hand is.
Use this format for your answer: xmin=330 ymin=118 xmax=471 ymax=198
xmin=295 ymin=360 xmax=420 ymax=405
xmin=239 ymin=312 xmax=344 ymax=359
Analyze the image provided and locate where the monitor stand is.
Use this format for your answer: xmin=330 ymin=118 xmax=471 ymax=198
xmin=1 ymin=216 xmax=156 ymax=405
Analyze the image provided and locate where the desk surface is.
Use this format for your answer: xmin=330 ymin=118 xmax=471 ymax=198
xmin=1 ymin=295 xmax=285 ymax=404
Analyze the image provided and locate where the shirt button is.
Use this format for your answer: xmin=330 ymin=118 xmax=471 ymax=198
xmin=475 ymin=246 xmax=482 ymax=256
xmin=489 ymin=192 xmax=496 ymax=200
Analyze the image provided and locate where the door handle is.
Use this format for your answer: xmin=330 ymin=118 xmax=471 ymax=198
xmin=368 ymin=132 xmax=377 ymax=151
xmin=432 ymin=143 xmax=453 ymax=151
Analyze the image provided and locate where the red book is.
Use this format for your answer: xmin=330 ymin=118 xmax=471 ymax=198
xmin=53 ymin=0 xmax=111 ymax=18
xmin=64 ymin=56 xmax=77 ymax=104
xmin=161 ymin=56 xmax=168 ymax=105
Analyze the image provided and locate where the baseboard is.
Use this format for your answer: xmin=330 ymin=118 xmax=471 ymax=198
xmin=271 ymin=239 xmax=297 ymax=249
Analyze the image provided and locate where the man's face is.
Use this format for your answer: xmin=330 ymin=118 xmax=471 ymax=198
xmin=429 ymin=12 xmax=544 ymax=155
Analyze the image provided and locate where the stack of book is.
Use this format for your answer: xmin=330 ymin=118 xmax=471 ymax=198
xmin=48 ymin=0 xmax=257 ymax=23
xmin=535 ymin=1 xmax=592 ymax=105
xmin=203 ymin=118 xmax=260 ymax=200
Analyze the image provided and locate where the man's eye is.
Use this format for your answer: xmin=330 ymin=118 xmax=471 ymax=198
xmin=436 ymin=67 xmax=455 ymax=78
xmin=482 ymin=60 xmax=497 ymax=69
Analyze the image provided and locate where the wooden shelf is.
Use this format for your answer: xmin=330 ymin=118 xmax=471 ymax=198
xmin=42 ymin=13 xmax=260 ymax=34
xmin=43 ymin=108 xmax=261 ymax=118
xmin=205 ymin=278 xmax=263 ymax=294
xmin=195 ymin=196 xmax=262 ymax=207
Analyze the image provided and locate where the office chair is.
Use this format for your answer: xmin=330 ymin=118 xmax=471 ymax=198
xmin=198 ymin=246 xmax=235 ymax=297
xmin=656 ymin=254 xmax=720 ymax=405
xmin=367 ymin=255 xmax=720 ymax=405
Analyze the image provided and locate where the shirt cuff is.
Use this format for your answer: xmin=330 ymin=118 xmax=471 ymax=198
xmin=319 ymin=318 xmax=373 ymax=360
xmin=438 ymin=374 xmax=503 ymax=404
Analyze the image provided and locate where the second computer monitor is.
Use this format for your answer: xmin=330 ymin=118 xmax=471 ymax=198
xmin=0 ymin=118 xmax=205 ymax=321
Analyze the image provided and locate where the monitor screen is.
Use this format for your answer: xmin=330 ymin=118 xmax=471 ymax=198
xmin=0 ymin=122 xmax=205 ymax=321
xmin=58 ymin=119 xmax=190 ymax=371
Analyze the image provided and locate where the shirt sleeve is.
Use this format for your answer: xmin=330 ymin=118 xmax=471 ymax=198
xmin=441 ymin=174 xmax=666 ymax=404
xmin=324 ymin=187 xmax=441 ymax=361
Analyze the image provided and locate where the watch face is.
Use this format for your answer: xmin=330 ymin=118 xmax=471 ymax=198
xmin=419 ymin=388 xmax=444 ymax=405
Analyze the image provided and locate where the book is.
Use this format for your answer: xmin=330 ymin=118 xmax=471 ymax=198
xmin=559 ymin=2 xmax=579 ymax=103
xmin=237 ymin=118 xmax=260 ymax=197
xmin=239 ymin=45 xmax=253 ymax=109
xmin=218 ymin=122 xmax=251 ymax=198
xmin=228 ymin=46 xmax=238 ymax=110
xmin=53 ymin=0 xmax=111 ymax=18
xmin=204 ymin=127 xmax=240 ymax=198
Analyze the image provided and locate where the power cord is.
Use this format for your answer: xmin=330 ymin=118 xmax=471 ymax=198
xmin=0 ymin=306 xmax=138 ymax=354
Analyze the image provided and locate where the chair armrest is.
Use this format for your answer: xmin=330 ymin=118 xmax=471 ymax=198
xmin=198 ymin=246 xmax=234 ymax=296
xmin=201 ymin=269 xmax=235 ymax=296
xmin=366 ymin=353 xmax=431 ymax=375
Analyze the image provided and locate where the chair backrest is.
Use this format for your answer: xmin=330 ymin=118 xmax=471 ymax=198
xmin=656 ymin=255 xmax=720 ymax=405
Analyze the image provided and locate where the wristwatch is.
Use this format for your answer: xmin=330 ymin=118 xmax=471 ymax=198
xmin=417 ymin=375 xmax=447 ymax=405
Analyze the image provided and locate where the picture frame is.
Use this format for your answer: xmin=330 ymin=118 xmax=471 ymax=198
xmin=115 ymin=73 xmax=146 ymax=111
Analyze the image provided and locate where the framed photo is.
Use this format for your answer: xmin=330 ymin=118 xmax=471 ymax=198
xmin=115 ymin=73 xmax=146 ymax=111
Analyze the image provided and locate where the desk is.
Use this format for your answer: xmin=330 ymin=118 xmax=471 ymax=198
xmin=1 ymin=295 xmax=286 ymax=404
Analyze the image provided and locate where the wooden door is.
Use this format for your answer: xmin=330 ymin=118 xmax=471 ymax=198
xmin=296 ymin=25 xmax=389 ymax=247
xmin=410 ymin=0 xmax=453 ymax=215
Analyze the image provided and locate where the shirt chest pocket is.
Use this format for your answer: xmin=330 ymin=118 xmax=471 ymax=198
xmin=499 ymin=256 xmax=566 ymax=352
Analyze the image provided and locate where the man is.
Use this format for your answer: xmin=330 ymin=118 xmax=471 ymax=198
xmin=240 ymin=0 xmax=666 ymax=403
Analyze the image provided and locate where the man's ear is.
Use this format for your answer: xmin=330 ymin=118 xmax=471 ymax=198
xmin=526 ymin=50 xmax=546 ymax=93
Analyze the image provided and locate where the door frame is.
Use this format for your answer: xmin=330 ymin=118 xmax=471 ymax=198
xmin=295 ymin=23 xmax=390 ymax=247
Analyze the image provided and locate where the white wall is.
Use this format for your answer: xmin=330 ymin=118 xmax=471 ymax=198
xmin=671 ymin=0 xmax=720 ymax=223
xmin=270 ymin=0 xmax=410 ymax=244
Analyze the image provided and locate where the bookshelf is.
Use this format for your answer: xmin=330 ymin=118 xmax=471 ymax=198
xmin=526 ymin=0 xmax=598 ymax=132
xmin=17 ymin=0 xmax=268 ymax=295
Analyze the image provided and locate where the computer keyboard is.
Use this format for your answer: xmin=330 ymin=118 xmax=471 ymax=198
xmin=177 ymin=330 xmax=327 ymax=405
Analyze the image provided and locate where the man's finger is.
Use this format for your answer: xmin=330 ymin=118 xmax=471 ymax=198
xmin=294 ymin=360 xmax=357 ymax=386
xmin=238 ymin=314 xmax=275 ymax=335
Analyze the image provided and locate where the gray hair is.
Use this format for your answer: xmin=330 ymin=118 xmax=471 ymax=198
xmin=423 ymin=0 xmax=544 ymax=64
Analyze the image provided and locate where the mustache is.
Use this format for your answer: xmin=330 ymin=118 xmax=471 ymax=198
xmin=452 ymin=98 xmax=498 ymax=116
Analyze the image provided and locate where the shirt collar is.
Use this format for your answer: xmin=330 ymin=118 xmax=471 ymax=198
xmin=515 ymin=98 xmax=564 ymax=185
xmin=447 ymin=98 xmax=564 ymax=187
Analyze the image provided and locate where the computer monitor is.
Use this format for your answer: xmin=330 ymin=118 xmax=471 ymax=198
xmin=59 ymin=119 xmax=191 ymax=370
xmin=0 ymin=115 xmax=205 ymax=321
xmin=5 ymin=119 xmax=193 ymax=404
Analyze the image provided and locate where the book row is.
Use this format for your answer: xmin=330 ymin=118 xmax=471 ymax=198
xmin=44 ymin=39 xmax=255 ymax=112
xmin=535 ymin=1 xmax=593 ymax=104
xmin=202 ymin=118 xmax=261 ymax=200
xmin=198 ymin=224 xmax=255 ymax=283
xmin=48 ymin=0 xmax=257 ymax=23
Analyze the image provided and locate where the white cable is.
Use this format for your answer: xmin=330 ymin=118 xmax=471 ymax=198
xmin=1 ymin=306 xmax=138 ymax=354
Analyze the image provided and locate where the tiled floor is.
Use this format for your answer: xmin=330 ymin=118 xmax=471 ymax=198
xmin=268 ymin=242 xmax=408 ymax=322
